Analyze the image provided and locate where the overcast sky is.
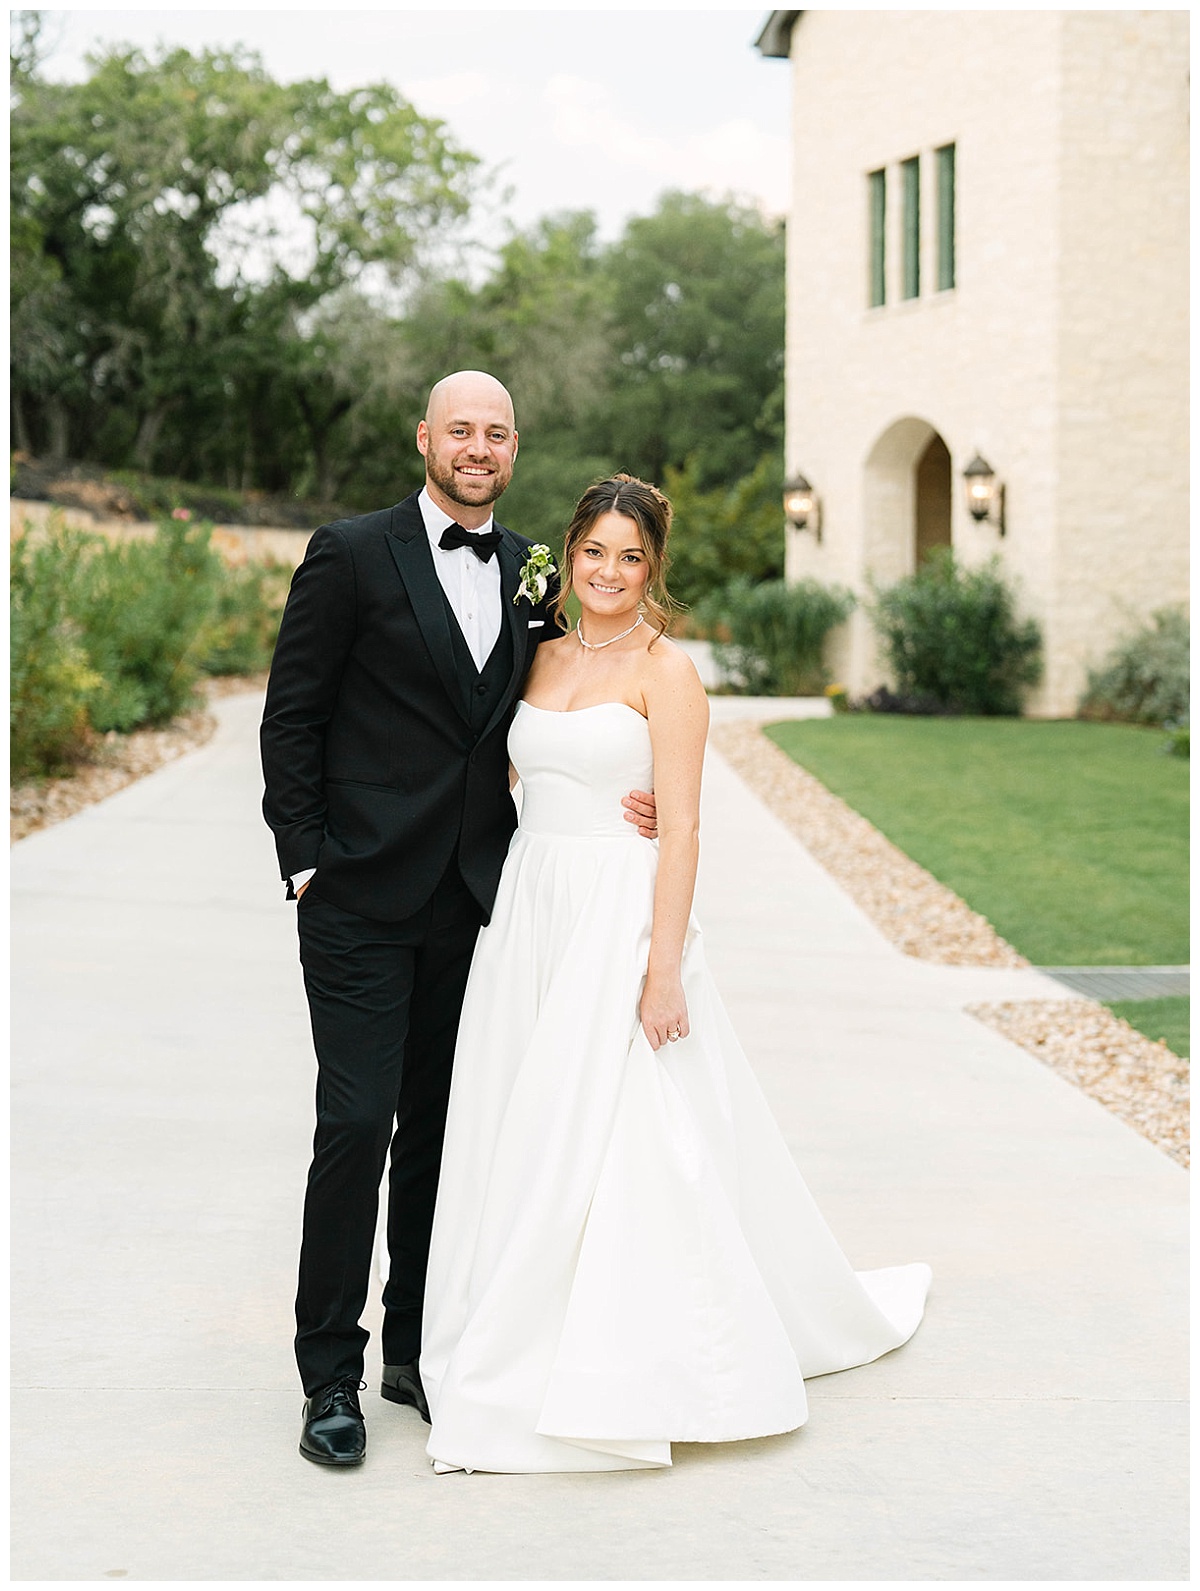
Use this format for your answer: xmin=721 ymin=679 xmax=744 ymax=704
xmin=35 ymin=7 xmax=792 ymax=249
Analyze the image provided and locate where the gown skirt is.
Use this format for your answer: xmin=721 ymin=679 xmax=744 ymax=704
xmin=419 ymin=700 xmax=931 ymax=1473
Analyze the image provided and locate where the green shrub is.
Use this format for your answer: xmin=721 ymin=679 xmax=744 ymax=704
xmin=661 ymin=453 xmax=786 ymax=612
xmin=11 ymin=517 xmax=287 ymax=779
xmin=10 ymin=525 xmax=105 ymax=779
xmin=1163 ymin=719 xmax=1189 ymax=759
xmin=869 ymin=550 xmax=1042 ymax=715
xmin=74 ymin=518 xmax=223 ymax=731
xmin=1078 ymin=607 xmax=1189 ymax=726
xmin=696 ymin=576 xmax=855 ymax=696
xmin=195 ymin=558 xmax=289 ymax=676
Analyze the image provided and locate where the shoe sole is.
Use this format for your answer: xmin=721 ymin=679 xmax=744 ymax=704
xmin=299 ymin=1442 xmax=365 ymax=1467
xmin=380 ymin=1382 xmax=431 ymax=1423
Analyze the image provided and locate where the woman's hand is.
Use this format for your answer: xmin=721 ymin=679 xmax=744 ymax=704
xmin=640 ymin=974 xmax=689 ymax=1051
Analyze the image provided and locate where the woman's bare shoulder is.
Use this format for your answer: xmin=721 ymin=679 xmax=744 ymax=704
xmin=643 ymin=634 xmax=703 ymax=684
xmin=641 ymin=635 xmax=708 ymax=715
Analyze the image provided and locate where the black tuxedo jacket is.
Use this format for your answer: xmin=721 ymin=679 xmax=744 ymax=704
xmin=260 ymin=492 xmax=559 ymax=923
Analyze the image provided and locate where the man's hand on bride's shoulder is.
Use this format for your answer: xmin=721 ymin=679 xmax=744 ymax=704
xmin=623 ymin=789 xmax=657 ymax=838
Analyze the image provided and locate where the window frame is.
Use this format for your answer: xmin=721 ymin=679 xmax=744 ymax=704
xmin=900 ymin=154 xmax=921 ymax=301
xmin=867 ymin=167 xmax=887 ymax=308
xmin=936 ymin=142 xmax=956 ymax=292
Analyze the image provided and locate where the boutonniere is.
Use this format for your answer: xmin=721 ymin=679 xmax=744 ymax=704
xmin=513 ymin=543 xmax=556 ymax=606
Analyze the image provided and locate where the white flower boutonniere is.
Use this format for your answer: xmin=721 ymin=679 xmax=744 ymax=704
xmin=514 ymin=543 xmax=556 ymax=606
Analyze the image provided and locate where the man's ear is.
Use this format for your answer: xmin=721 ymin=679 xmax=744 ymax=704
xmin=416 ymin=419 xmax=430 ymax=458
xmin=511 ymin=428 xmax=518 ymax=461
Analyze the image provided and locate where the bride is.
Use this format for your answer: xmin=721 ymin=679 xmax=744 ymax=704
xmin=419 ymin=474 xmax=931 ymax=1474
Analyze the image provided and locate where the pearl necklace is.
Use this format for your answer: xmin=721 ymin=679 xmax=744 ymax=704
xmin=576 ymin=613 xmax=645 ymax=651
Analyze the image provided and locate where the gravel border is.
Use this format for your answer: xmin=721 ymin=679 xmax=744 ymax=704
xmin=709 ymin=719 xmax=1027 ymax=967
xmin=710 ymin=719 xmax=1188 ymax=1168
xmin=967 ymin=1000 xmax=1189 ymax=1168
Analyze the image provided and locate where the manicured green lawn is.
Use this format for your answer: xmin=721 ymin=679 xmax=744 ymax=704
xmin=764 ymin=717 xmax=1188 ymax=966
xmin=1105 ymin=997 xmax=1190 ymax=1060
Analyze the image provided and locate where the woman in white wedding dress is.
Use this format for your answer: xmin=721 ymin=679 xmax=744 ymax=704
xmin=420 ymin=474 xmax=931 ymax=1474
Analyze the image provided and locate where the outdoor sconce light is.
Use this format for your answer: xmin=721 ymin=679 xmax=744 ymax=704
xmin=963 ymin=453 xmax=1005 ymax=535
xmin=783 ymin=472 xmax=821 ymax=541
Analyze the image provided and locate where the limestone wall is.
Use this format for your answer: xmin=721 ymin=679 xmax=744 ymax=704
xmin=1050 ymin=10 xmax=1190 ymax=711
xmin=780 ymin=10 xmax=1188 ymax=715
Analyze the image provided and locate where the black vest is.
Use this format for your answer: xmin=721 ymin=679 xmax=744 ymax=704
xmin=439 ymin=585 xmax=515 ymax=734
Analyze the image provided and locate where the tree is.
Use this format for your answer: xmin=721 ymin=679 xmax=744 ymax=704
xmin=9 ymin=35 xmax=477 ymax=478
xmin=597 ymin=191 xmax=785 ymax=489
xmin=396 ymin=213 xmax=620 ymax=540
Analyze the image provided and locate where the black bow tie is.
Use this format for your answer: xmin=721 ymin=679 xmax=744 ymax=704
xmin=439 ymin=523 xmax=502 ymax=562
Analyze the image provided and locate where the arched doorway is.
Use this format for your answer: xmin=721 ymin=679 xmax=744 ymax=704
xmin=915 ymin=434 xmax=952 ymax=564
xmin=863 ymin=417 xmax=953 ymax=583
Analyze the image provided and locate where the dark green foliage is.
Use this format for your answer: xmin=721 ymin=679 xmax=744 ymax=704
xmin=195 ymin=559 xmax=289 ymax=676
xmin=107 ymin=471 xmax=250 ymax=526
xmin=1163 ymin=721 xmax=1189 ymax=759
xmin=11 ymin=35 xmax=787 ymax=611
xmin=10 ymin=518 xmax=287 ymax=778
xmin=660 ymin=453 xmax=786 ymax=612
xmin=597 ymin=193 xmax=786 ymax=489
xmin=1078 ymin=607 xmax=1189 ymax=726
xmin=10 ymin=32 xmax=475 ymax=479
xmin=10 ymin=527 xmax=104 ymax=778
xmin=869 ymin=550 xmax=1043 ymax=715
xmin=696 ymin=577 xmax=855 ymax=696
xmin=73 ymin=519 xmax=222 ymax=731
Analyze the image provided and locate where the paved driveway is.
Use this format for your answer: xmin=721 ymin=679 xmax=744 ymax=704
xmin=10 ymin=691 xmax=1188 ymax=1580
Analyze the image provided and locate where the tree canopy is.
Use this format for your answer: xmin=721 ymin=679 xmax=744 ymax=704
xmin=11 ymin=21 xmax=787 ymax=595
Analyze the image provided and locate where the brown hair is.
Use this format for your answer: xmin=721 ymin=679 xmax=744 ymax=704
xmin=552 ymin=473 xmax=679 ymax=641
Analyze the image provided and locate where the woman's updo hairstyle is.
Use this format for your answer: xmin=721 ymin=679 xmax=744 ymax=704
xmin=553 ymin=473 xmax=678 ymax=642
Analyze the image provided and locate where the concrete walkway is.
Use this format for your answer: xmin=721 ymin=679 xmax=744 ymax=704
xmin=10 ymin=692 xmax=1188 ymax=1581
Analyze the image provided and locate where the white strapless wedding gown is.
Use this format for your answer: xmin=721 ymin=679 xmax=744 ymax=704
xmin=420 ymin=701 xmax=931 ymax=1473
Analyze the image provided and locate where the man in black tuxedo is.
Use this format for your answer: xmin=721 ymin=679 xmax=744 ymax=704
xmin=261 ymin=371 xmax=654 ymax=1467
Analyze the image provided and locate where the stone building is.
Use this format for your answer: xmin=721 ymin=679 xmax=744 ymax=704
xmin=755 ymin=10 xmax=1188 ymax=715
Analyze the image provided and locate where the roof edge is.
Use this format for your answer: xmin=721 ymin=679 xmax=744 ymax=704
xmin=754 ymin=10 xmax=802 ymax=59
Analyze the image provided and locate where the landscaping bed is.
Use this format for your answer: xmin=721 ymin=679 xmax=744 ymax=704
xmin=711 ymin=718 xmax=1188 ymax=1166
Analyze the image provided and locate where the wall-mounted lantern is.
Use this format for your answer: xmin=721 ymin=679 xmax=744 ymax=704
xmin=962 ymin=453 xmax=1005 ymax=535
xmin=783 ymin=472 xmax=821 ymax=542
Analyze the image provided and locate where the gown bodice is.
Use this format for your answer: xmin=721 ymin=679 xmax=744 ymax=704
xmin=509 ymin=701 xmax=654 ymax=841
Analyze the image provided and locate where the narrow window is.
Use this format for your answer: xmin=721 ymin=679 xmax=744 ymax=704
xmin=936 ymin=142 xmax=956 ymax=290
xmin=901 ymin=156 xmax=920 ymax=300
xmin=868 ymin=168 xmax=886 ymax=308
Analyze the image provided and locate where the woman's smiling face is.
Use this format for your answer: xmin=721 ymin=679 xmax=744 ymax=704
xmin=571 ymin=511 xmax=649 ymax=617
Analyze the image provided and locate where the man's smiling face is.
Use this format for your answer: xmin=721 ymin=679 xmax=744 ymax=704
xmin=417 ymin=371 xmax=518 ymax=522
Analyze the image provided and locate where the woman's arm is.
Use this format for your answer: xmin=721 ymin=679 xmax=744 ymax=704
xmin=640 ymin=648 xmax=710 ymax=1050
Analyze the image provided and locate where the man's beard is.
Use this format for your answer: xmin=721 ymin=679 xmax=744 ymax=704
xmin=426 ymin=453 xmax=512 ymax=509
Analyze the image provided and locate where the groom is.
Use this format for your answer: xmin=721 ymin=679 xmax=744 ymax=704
xmin=261 ymin=371 xmax=654 ymax=1467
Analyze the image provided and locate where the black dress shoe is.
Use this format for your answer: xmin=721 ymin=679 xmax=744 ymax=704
xmin=381 ymin=1359 xmax=430 ymax=1422
xmin=300 ymin=1378 xmax=366 ymax=1466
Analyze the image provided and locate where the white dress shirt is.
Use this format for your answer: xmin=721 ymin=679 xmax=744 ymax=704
xmin=290 ymin=489 xmax=505 ymax=897
xmin=418 ymin=487 xmax=504 ymax=671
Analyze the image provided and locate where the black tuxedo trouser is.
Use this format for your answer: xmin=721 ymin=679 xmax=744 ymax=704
xmin=293 ymin=862 xmax=483 ymax=1394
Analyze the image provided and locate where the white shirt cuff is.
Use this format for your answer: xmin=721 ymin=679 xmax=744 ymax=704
xmin=291 ymin=868 xmax=316 ymax=893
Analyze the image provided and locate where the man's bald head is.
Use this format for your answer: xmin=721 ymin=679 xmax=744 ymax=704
xmin=417 ymin=369 xmax=518 ymax=526
xmin=424 ymin=370 xmax=515 ymax=431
